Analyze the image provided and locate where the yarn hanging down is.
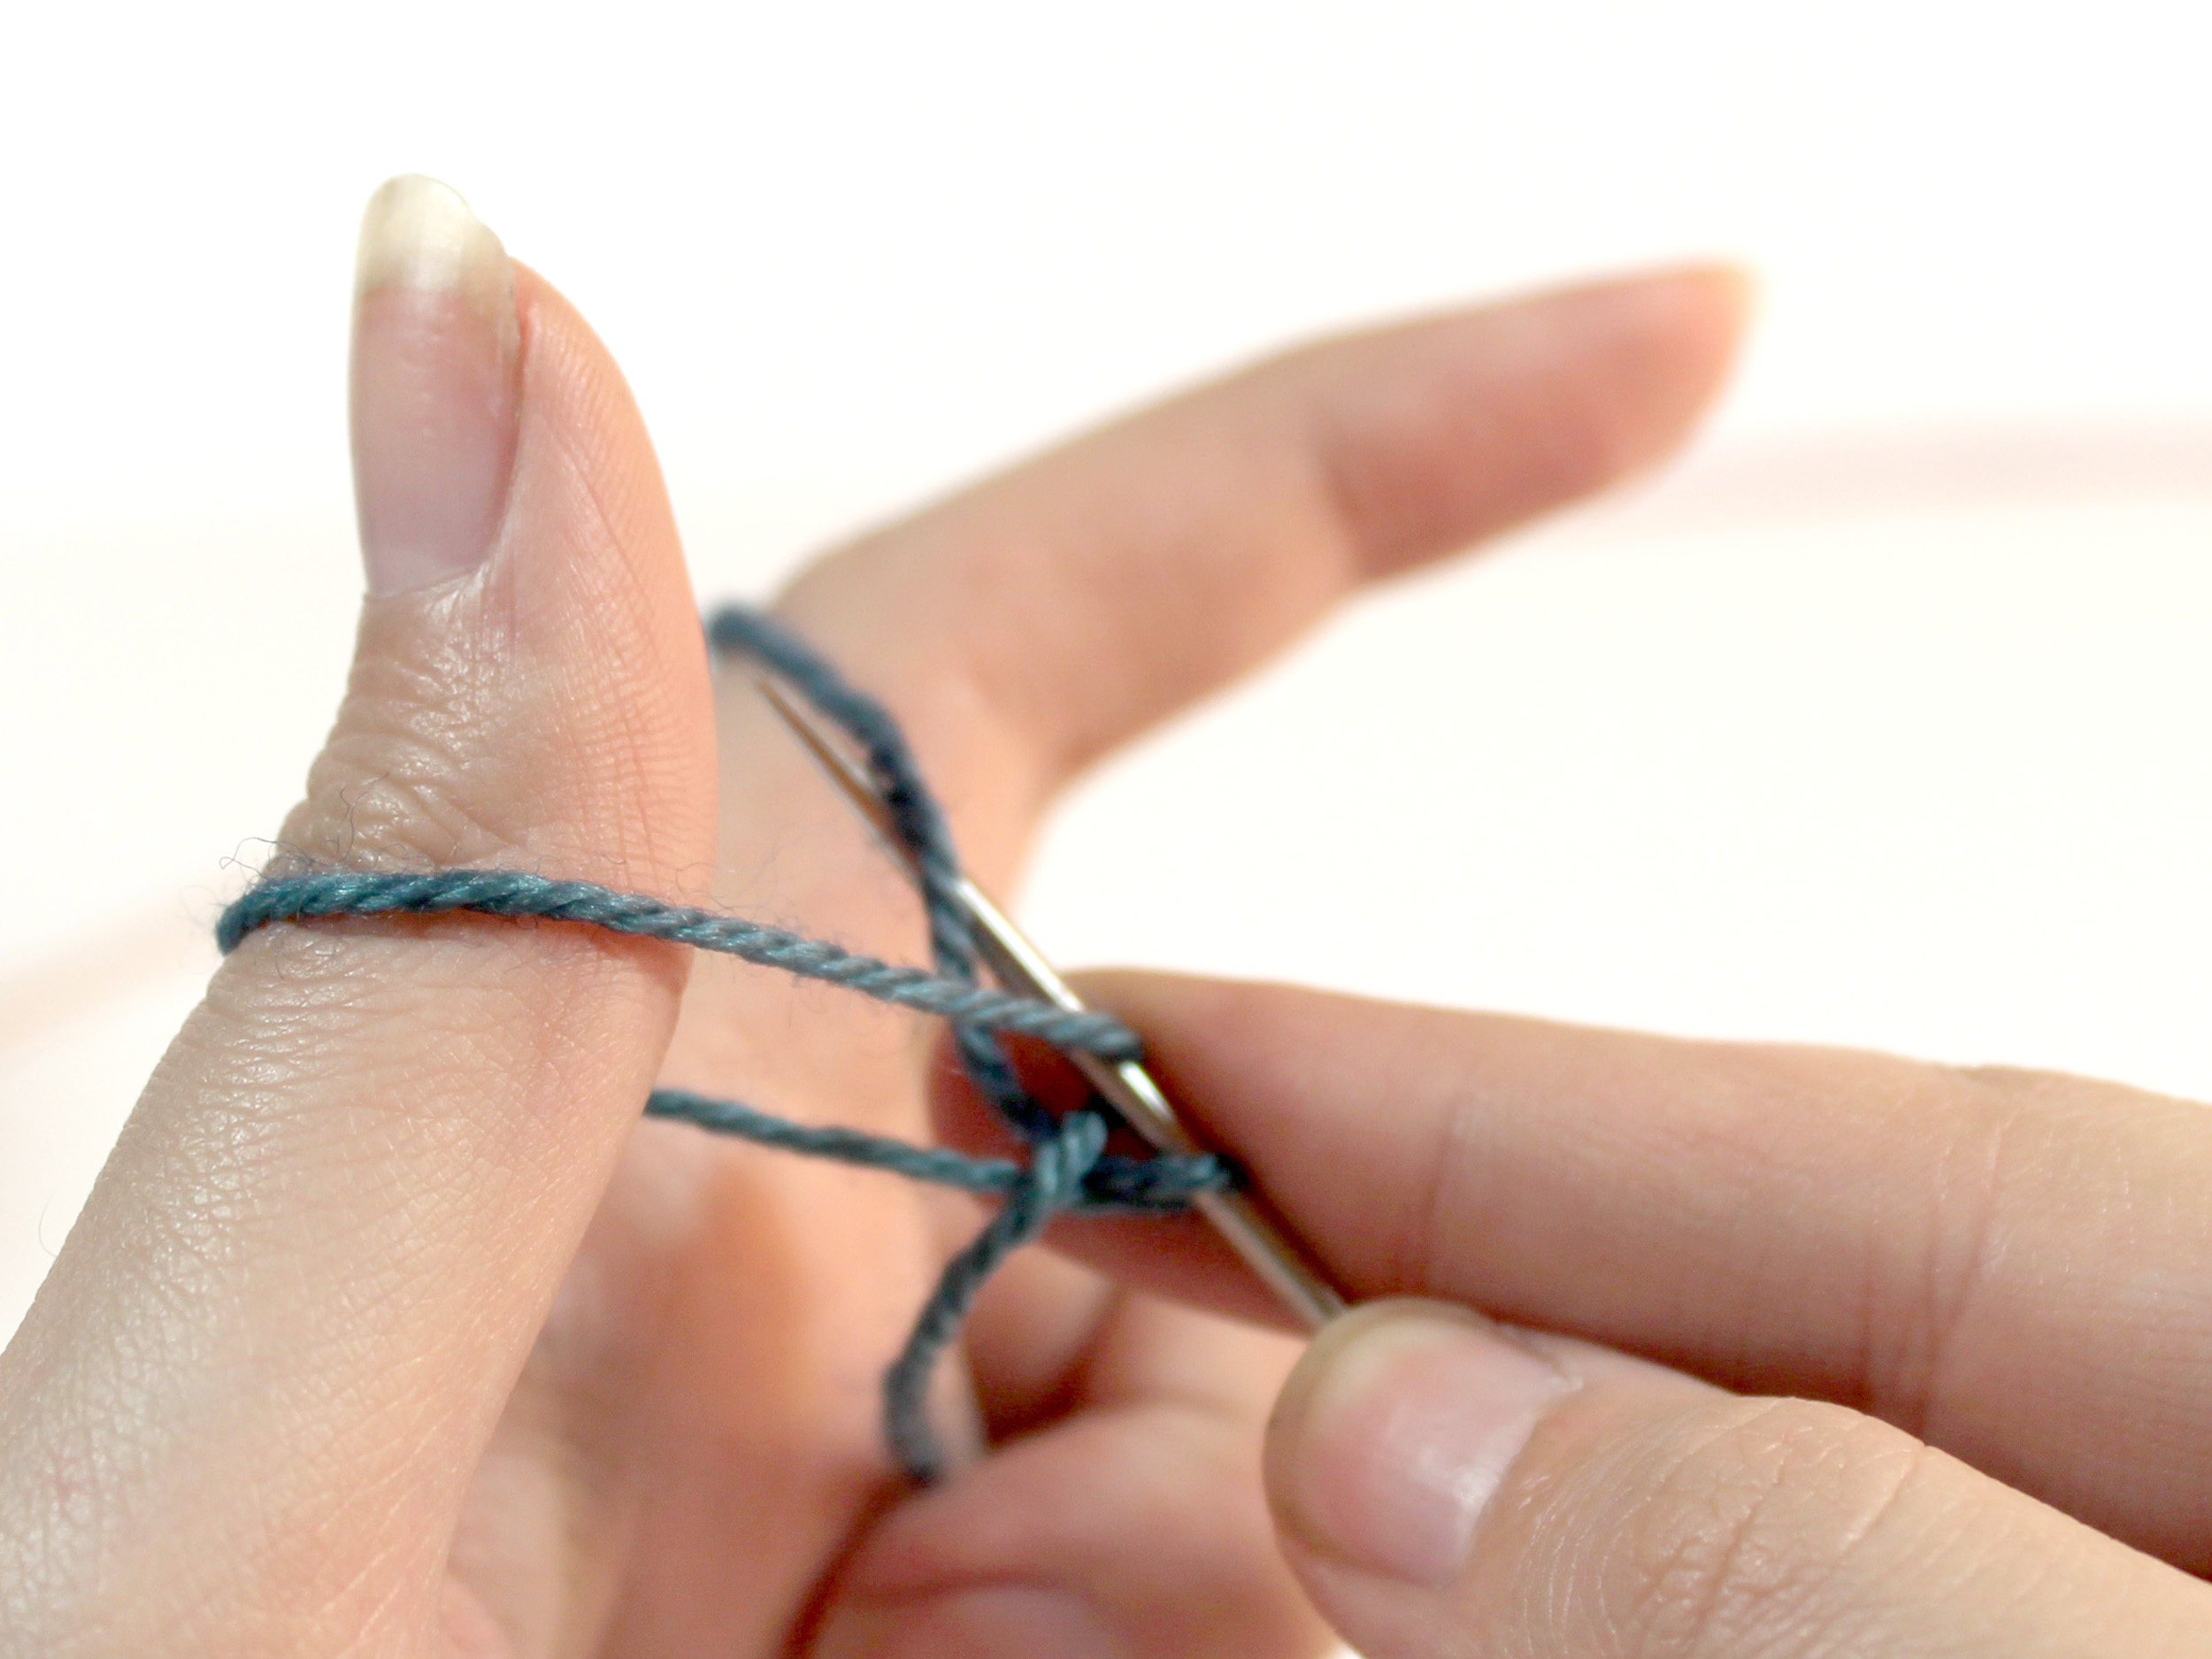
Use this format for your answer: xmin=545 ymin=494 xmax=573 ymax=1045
xmin=217 ymin=603 xmax=1233 ymax=1485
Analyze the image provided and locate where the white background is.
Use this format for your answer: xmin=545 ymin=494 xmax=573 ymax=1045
xmin=4 ymin=0 xmax=2211 ymax=1377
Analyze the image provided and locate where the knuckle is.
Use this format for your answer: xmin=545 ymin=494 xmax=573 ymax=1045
xmin=287 ymin=690 xmax=530 ymax=872
xmin=1601 ymin=1396 xmax=1928 ymax=1655
xmin=271 ymin=597 xmax=576 ymax=875
xmin=1853 ymin=1068 xmax=2019 ymax=1430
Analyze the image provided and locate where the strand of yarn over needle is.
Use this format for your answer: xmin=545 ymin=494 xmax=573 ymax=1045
xmin=217 ymin=603 xmax=1233 ymax=1485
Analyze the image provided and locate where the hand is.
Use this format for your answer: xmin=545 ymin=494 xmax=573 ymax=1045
xmin=1022 ymin=973 xmax=2212 ymax=1655
xmin=0 ymin=175 xmax=1742 ymax=1657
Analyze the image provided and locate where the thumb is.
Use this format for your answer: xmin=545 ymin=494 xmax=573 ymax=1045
xmin=1263 ymin=1302 xmax=2212 ymax=1658
xmin=0 ymin=178 xmax=715 ymax=1654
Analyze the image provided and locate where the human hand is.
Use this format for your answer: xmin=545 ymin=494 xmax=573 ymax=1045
xmin=1020 ymin=973 xmax=2212 ymax=1656
xmin=0 ymin=176 xmax=1742 ymax=1656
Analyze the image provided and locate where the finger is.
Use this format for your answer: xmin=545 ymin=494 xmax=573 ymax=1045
xmin=1266 ymin=1301 xmax=2212 ymax=1659
xmin=810 ymin=1290 xmax=1329 ymax=1659
xmin=774 ymin=265 xmax=1747 ymax=881
xmin=1037 ymin=972 xmax=2212 ymax=1575
xmin=0 ymin=178 xmax=715 ymax=1650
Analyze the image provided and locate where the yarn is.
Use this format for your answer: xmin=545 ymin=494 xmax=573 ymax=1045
xmin=217 ymin=604 xmax=1233 ymax=1485
xmin=219 ymin=868 xmax=1139 ymax=1057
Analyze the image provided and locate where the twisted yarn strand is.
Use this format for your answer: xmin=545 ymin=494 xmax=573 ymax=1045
xmin=219 ymin=868 xmax=1139 ymax=1057
xmin=881 ymin=1110 xmax=1108 ymax=1482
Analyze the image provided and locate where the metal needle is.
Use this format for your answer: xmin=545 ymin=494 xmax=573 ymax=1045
xmin=757 ymin=675 xmax=1348 ymax=1331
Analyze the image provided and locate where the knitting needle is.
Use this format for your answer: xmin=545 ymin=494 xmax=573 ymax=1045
xmin=757 ymin=675 xmax=1349 ymax=1332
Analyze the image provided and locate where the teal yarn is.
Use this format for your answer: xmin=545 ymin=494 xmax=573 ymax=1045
xmin=216 ymin=867 xmax=1141 ymax=1058
xmin=218 ymin=604 xmax=1233 ymax=1485
xmin=641 ymin=1087 xmax=1221 ymax=1213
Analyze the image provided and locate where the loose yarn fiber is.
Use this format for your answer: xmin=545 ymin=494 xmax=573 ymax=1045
xmin=218 ymin=604 xmax=1232 ymax=1484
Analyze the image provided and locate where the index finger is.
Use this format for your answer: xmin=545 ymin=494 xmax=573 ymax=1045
xmin=1048 ymin=971 xmax=2212 ymax=1578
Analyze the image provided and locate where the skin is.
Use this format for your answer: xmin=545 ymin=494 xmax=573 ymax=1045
xmin=14 ymin=219 xmax=2196 ymax=1657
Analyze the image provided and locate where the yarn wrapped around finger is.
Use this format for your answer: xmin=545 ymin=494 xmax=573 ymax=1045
xmin=217 ymin=603 xmax=1233 ymax=1484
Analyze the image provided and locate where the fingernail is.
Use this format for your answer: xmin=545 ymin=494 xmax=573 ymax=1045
xmin=1269 ymin=1299 xmax=1573 ymax=1587
xmin=349 ymin=175 xmax=520 ymax=596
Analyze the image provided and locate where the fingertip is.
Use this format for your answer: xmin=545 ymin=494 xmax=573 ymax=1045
xmin=1686 ymin=258 xmax=1761 ymax=331
xmin=1264 ymin=1300 xmax=1575 ymax=1589
xmin=299 ymin=249 xmax=717 ymax=885
xmin=1600 ymin=258 xmax=1756 ymax=387
xmin=1602 ymin=259 xmax=1758 ymax=342
xmin=1317 ymin=261 xmax=1755 ymax=576
xmin=349 ymin=175 xmax=519 ymax=598
xmin=1573 ymin=259 xmax=1756 ymax=465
